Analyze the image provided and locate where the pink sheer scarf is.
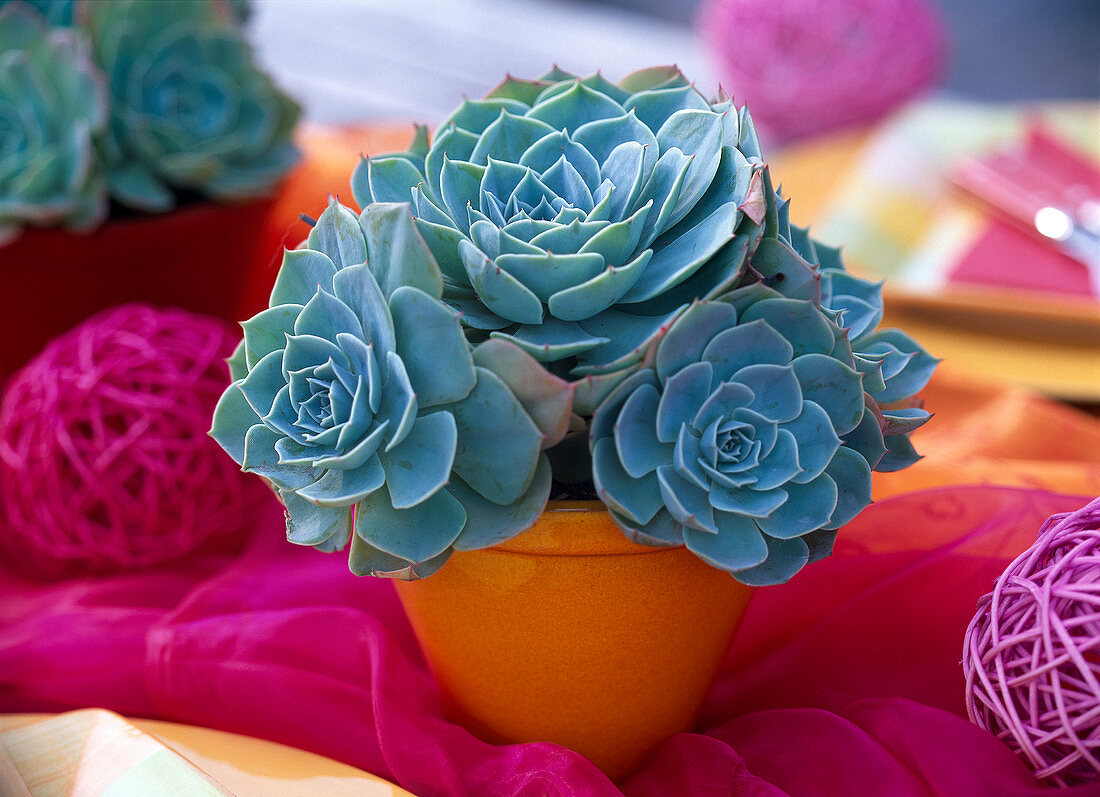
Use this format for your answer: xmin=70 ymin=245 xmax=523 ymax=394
xmin=2 ymin=485 xmax=1095 ymax=795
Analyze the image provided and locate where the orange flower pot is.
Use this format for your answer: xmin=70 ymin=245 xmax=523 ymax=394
xmin=394 ymin=502 xmax=755 ymax=781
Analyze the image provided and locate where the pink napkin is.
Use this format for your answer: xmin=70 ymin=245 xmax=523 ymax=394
xmin=1 ymin=486 xmax=1095 ymax=795
xmin=947 ymin=126 xmax=1100 ymax=298
xmin=948 ymin=221 xmax=1095 ymax=297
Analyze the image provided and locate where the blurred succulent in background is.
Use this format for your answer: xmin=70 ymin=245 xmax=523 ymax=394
xmin=0 ymin=0 xmax=295 ymax=239
xmin=211 ymin=201 xmax=573 ymax=578
xmin=0 ymin=3 xmax=106 ymax=243
xmin=0 ymin=0 xmax=252 ymax=34
xmin=353 ymin=66 xmax=772 ymax=401
xmin=589 ymin=285 xmax=917 ymax=585
xmin=82 ymin=0 xmax=299 ymax=211
xmin=6 ymin=0 xmax=74 ymax=25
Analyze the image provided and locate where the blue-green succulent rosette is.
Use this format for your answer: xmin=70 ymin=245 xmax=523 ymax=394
xmin=81 ymin=0 xmax=299 ymax=212
xmin=211 ymin=201 xmax=574 ymax=579
xmin=743 ymin=193 xmax=939 ymax=469
xmin=589 ymin=284 xmax=929 ymax=586
xmin=0 ymin=2 xmax=107 ymax=243
xmin=352 ymin=66 xmax=772 ymax=404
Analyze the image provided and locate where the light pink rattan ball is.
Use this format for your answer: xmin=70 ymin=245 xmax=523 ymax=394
xmin=0 ymin=304 xmax=267 ymax=580
xmin=698 ymin=0 xmax=945 ymax=143
xmin=963 ymin=497 xmax=1100 ymax=786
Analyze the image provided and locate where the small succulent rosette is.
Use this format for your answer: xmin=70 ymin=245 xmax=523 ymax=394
xmin=352 ymin=66 xmax=770 ymax=395
xmin=743 ymin=193 xmax=939 ymax=468
xmin=0 ymin=2 xmax=107 ymax=243
xmin=81 ymin=0 xmax=299 ymax=211
xmin=211 ymin=201 xmax=574 ymax=578
xmin=589 ymin=284 xmax=931 ymax=586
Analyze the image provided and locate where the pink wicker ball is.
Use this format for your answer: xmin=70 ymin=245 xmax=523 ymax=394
xmin=698 ymin=0 xmax=945 ymax=143
xmin=0 ymin=304 xmax=267 ymax=580
xmin=963 ymin=497 xmax=1100 ymax=786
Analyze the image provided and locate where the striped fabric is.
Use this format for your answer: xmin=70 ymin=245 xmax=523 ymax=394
xmin=814 ymin=100 xmax=1100 ymax=285
xmin=0 ymin=710 xmax=229 ymax=797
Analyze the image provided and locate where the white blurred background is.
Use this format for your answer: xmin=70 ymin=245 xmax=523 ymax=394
xmin=247 ymin=0 xmax=1099 ymax=126
xmin=247 ymin=0 xmax=713 ymax=124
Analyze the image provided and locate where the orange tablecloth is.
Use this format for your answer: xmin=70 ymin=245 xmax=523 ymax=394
xmin=875 ymin=362 xmax=1100 ymax=499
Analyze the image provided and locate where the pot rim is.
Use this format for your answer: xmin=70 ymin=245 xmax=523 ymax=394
xmin=490 ymin=500 xmax=683 ymax=557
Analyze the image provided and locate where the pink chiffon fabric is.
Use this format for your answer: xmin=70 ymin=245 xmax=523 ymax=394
xmin=1 ymin=485 xmax=1097 ymax=795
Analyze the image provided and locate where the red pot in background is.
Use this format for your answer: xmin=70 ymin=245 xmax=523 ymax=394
xmin=0 ymin=197 xmax=274 ymax=382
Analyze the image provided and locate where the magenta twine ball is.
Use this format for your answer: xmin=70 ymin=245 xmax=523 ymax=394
xmin=0 ymin=303 xmax=268 ymax=580
xmin=963 ymin=496 xmax=1100 ymax=786
xmin=697 ymin=0 xmax=946 ymax=143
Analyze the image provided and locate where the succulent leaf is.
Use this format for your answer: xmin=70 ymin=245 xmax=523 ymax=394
xmin=282 ymin=493 xmax=351 ymax=547
xmin=269 ymin=249 xmax=337 ymax=307
xmin=361 ymin=202 xmax=445 ymax=300
xmin=471 ymin=339 xmax=575 ymax=448
xmin=309 ymin=200 xmax=367 ymax=268
xmin=763 ymin=218 xmax=939 ymax=425
xmin=450 ymin=456 xmax=553 ymax=550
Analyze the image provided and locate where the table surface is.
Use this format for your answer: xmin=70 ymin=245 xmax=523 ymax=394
xmin=0 ymin=713 xmax=412 ymax=797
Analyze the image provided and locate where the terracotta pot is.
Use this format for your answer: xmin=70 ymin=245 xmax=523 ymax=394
xmin=0 ymin=197 xmax=274 ymax=382
xmin=394 ymin=501 xmax=755 ymax=781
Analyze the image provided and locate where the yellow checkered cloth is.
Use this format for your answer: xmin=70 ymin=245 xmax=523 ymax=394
xmin=0 ymin=710 xmax=229 ymax=797
xmin=814 ymin=100 xmax=1099 ymax=282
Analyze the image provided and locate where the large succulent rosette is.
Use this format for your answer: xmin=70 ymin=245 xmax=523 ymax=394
xmin=589 ymin=285 xmax=921 ymax=585
xmin=352 ymin=66 xmax=770 ymax=399
xmin=0 ymin=2 xmax=106 ymax=243
xmin=743 ymin=193 xmax=937 ymax=468
xmin=81 ymin=0 xmax=299 ymax=211
xmin=211 ymin=201 xmax=573 ymax=578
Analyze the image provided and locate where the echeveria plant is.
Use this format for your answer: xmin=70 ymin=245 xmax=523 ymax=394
xmin=82 ymin=0 xmax=299 ymax=211
xmin=214 ymin=66 xmax=936 ymax=585
xmin=0 ymin=3 xmax=106 ymax=243
xmin=589 ymin=288 xmax=892 ymax=584
xmin=211 ymin=201 xmax=574 ymax=578
xmin=352 ymin=67 xmax=767 ymax=395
